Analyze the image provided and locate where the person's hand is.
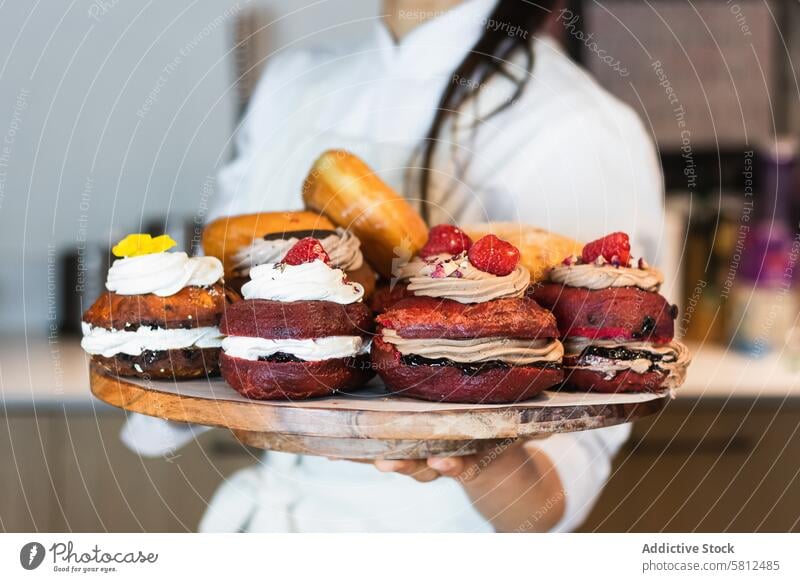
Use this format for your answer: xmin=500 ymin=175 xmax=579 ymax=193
xmin=374 ymin=455 xmax=481 ymax=483
xmin=370 ymin=436 xmax=551 ymax=485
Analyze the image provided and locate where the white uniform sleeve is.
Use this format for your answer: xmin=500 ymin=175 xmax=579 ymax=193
xmin=120 ymin=414 xmax=211 ymax=458
xmin=490 ymin=101 xmax=663 ymax=531
xmin=529 ymin=424 xmax=631 ymax=532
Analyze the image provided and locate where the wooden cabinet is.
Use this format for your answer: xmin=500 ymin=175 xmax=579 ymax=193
xmin=3 ymin=399 xmax=799 ymax=532
xmin=0 ymin=411 xmax=255 ymax=532
xmin=581 ymin=398 xmax=800 ymax=532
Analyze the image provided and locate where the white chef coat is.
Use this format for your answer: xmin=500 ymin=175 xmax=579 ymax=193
xmin=122 ymin=0 xmax=664 ymax=533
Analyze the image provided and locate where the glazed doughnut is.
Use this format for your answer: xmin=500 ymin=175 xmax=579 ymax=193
xmin=302 ymin=150 xmax=429 ymax=278
xmin=83 ymin=284 xmax=228 ymax=330
xmin=93 ymin=348 xmax=221 ymax=380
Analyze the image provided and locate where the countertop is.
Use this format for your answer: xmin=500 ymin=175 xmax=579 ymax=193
xmin=0 ymin=335 xmax=97 ymax=410
xmin=1 ymin=336 xmax=799 ymax=411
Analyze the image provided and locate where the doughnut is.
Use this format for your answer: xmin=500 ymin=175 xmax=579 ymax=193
xmin=371 ymin=337 xmax=562 ymax=404
xmin=220 ymin=299 xmax=374 ymax=340
xmin=302 ymin=150 xmax=429 ymax=278
xmin=528 ymin=283 xmax=676 ymax=342
xmin=375 ymin=296 xmax=559 ymax=340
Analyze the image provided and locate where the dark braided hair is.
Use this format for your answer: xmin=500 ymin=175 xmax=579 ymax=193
xmin=416 ymin=0 xmax=559 ymax=223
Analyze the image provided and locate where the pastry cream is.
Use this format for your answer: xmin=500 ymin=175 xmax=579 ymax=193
xmin=80 ymin=323 xmax=223 ymax=357
xmin=221 ymin=335 xmax=370 ymax=361
xmin=549 ymin=262 xmax=663 ymax=292
xmin=233 ymin=228 xmax=363 ymax=275
xmin=241 ymin=260 xmax=364 ymax=304
xmin=106 ymin=252 xmax=223 ymax=297
xmin=381 ymin=329 xmax=563 ymax=365
xmin=395 ymin=254 xmax=529 ymax=303
xmin=564 ymin=338 xmax=690 ymax=388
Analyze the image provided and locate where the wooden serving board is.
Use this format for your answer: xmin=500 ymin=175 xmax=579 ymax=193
xmin=90 ymin=364 xmax=671 ymax=459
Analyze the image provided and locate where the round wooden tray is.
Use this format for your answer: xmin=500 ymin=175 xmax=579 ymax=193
xmin=90 ymin=364 xmax=670 ymax=459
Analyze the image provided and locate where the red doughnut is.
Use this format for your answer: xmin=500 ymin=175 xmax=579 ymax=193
xmin=376 ymin=296 xmax=558 ymax=340
xmin=528 ymin=283 xmax=675 ymax=342
xmin=562 ymin=366 xmax=667 ymax=393
xmin=371 ymin=337 xmax=562 ymax=404
xmin=220 ymin=299 xmax=373 ymax=340
xmin=369 ymin=282 xmax=413 ymax=313
xmin=220 ymin=351 xmax=374 ymax=400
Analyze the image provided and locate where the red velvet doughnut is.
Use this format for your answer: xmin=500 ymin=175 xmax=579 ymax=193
xmin=220 ymin=351 xmax=374 ymax=400
xmin=371 ymin=337 xmax=562 ymax=404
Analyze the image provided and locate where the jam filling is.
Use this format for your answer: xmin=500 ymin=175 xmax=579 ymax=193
xmin=113 ymin=348 xmax=205 ymax=365
xmin=257 ymin=352 xmax=305 ymax=363
xmin=400 ymin=354 xmax=559 ymax=375
xmin=572 ymin=345 xmax=676 ymax=375
xmin=256 ymin=352 xmax=370 ymax=368
xmin=581 ymin=345 xmax=667 ymax=363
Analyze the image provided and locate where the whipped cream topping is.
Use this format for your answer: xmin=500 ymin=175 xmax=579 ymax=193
xmin=106 ymin=252 xmax=223 ymax=297
xmin=564 ymin=338 xmax=690 ymax=388
xmin=222 ymin=335 xmax=369 ymax=361
xmin=395 ymin=253 xmax=529 ymax=304
xmin=233 ymin=228 xmax=364 ymax=276
xmin=241 ymin=260 xmax=364 ymax=304
xmin=549 ymin=262 xmax=663 ymax=292
xmin=382 ymin=329 xmax=563 ymax=365
xmin=81 ymin=322 xmax=223 ymax=357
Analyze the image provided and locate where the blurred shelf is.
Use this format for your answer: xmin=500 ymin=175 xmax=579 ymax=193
xmin=0 ymin=335 xmax=97 ymax=411
xmin=680 ymin=342 xmax=800 ymax=400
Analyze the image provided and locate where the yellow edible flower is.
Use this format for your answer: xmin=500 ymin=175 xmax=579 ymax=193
xmin=112 ymin=233 xmax=176 ymax=258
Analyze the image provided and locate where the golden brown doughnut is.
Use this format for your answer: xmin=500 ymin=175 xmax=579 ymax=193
xmin=302 ymin=150 xmax=428 ymax=278
xmin=202 ymin=211 xmax=335 ymax=278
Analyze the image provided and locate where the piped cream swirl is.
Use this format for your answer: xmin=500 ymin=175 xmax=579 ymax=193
xmin=382 ymin=329 xmax=563 ymax=365
xmin=106 ymin=252 xmax=223 ymax=297
xmin=395 ymin=254 xmax=529 ymax=303
xmin=241 ymin=260 xmax=364 ymax=304
xmin=233 ymin=228 xmax=363 ymax=275
xmin=549 ymin=263 xmax=663 ymax=292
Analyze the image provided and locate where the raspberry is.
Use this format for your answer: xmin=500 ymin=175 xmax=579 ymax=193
xmin=419 ymin=224 xmax=473 ymax=258
xmin=581 ymin=232 xmax=631 ymax=266
xmin=282 ymin=237 xmax=331 ymax=266
xmin=467 ymin=234 xmax=520 ymax=276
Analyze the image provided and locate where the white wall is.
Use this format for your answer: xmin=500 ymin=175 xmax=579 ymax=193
xmin=0 ymin=0 xmax=379 ymax=333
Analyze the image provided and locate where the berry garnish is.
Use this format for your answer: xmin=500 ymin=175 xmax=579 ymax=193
xmin=419 ymin=224 xmax=473 ymax=258
xmin=467 ymin=234 xmax=520 ymax=276
xmin=282 ymin=237 xmax=330 ymax=266
xmin=581 ymin=232 xmax=631 ymax=266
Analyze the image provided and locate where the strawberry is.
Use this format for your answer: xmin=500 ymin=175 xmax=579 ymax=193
xmin=467 ymin=234 xmax=520 ymax=276
xmin=419 ymin=224 xmax=473 ymax=258
xmin=581 ymin=232 xmax=631 ymax=266
xmin=282 ymin=237 xmax=331 ymax=266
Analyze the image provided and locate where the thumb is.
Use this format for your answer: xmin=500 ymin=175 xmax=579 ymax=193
xmin=427 ymin=455 xmax=480 ymax=480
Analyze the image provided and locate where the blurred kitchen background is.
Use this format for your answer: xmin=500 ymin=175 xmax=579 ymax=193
xmin=1 ymin=0 xmax=800 ymax=532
